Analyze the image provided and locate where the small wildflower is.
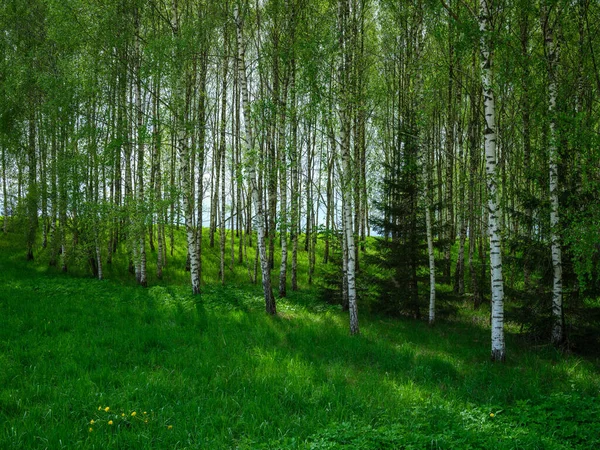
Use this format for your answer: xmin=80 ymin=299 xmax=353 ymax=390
xmin=168 ymin=425 xmax=173 ymax=430
xmin=104 ymin=407 xmax=110 ymax=412
xmin=144 ymin=419 xmax=148 ymax=423
xmin=108 ymin=420 xmax=113 ymax=425
xmin=143 ymin=411 xmax=147 ymax=415
xmin=490 ymin=413 xmax=495 ymax=418
xmin=131 ymin=411 xmax=137 ymax=417
xmin=98 ymin=406 xmax=102 ymax=411
xmin=90 ymin=419 xmax=95 ymax=425
xmin=89 ymin=427 xmax=93 ymax=433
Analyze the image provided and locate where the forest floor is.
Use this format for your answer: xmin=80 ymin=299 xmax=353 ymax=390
xmin=1 ymin=231 xmax=599 ymax=449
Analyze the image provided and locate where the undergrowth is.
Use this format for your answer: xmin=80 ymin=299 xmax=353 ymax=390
xmin=0 ymin=231 xmax=599 ymax=449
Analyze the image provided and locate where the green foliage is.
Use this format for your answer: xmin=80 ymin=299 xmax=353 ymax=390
xmin=369 ymin=141 xmax=426 ymax=318
xmin=316 ymin=230 xmax=379 ymax=312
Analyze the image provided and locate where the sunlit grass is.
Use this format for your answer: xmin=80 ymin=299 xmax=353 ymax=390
xmin=1 ymin=229 xmax=599 ymax=448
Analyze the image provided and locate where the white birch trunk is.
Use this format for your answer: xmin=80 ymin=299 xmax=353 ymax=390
xmin=480 ymin=0 xmax=505 ymax=361
xmin=219 ymin=48 xmax=228 ymax=285
xmin=278 ymin=90 xmax=288 ymax=297
xmin=235 ymin=4 xmax=276 ymax=314
xmin=424 ymin=153 xmax=436 ymax=325
xmin=154 ymin=82 xmax=164 ymax=280
xmin=2 ymin=147 xmax=8 ymax=233
xmin=179 ymin=131 xmax=201 ymax=294
xmin=177 ymin=91 xmax=200 ymax=294
xmin=338 ymin=0 xmax=358 ymax=334
xmin=135 ymin=43 xmax=147 ymax=288
xmin=290 ymin=64 xmax=299 ymax=292
xmin=95 ymin=239 xmax=103 ymax=281
xmin=543 ymin=8 xmax=564 ymax=344
xmin=341 ymin=142 xmax=358 ymax=334
xmin=220 ymin=139 xmax=226 ymax=284
xmin=157 ymin=220 xmax=164 ymax=279
xmin=172 ymin=2 xmax=200 ymax=295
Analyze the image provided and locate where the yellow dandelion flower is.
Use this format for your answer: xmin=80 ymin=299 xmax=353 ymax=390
xmin=108 ymin=420 xmax=113 ymax=425
xmin=104 ymin=407 xmax=110 ymax=412
xmin=90 ymin=419 xmax=95 ymax=425
xmin=89 ymin=427 xmax=93 ymax=433
xmin=143 ymin=411 xmax=147 ymax=415
xmin=131 ymin=411 xmax=137 ymax=417
xmin=168 ymin=425 xmax=173 ymax=430
xmin=121 ymin=413 xmax=125 ymax=417
xmin=490 ymin=413 xmax=495 ymax=418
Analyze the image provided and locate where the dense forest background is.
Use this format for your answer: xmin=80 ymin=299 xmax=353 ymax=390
xmin=1 ymin=0 xmax=600 ymax=359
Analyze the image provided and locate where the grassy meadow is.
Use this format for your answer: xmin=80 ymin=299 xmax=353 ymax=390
xmin=0 ymin=227 xmax=599 ymax=449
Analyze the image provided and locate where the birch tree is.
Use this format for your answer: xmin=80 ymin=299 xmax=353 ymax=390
xmin=235 ymin=2 xmax=276 ymax=315
xmin=173 ymin=0 xmax=201 ymax=295
xmin=134 ymin=6 xmax=147 ymax=287
xmin=338 ymin=0 xmax=359 ymax=335
xmin=479 ymin=0 xmax=505 ymax=362
xmin=425 ymin=137 xmax=436 ymax=325
xmin=541 ymin=1 xmax=564 ymax=345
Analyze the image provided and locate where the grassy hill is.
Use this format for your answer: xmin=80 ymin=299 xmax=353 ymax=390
xmin=0 ymin=229 xmax=599 ymax=449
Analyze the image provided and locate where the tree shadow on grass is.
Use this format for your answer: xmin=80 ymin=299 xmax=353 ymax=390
xmin=203 ymin=304 xmax=600 ymax=449
xmin=1 ymin=236 xmax=598 ymax=449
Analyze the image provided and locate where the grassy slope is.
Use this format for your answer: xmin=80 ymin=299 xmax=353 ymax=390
xmin=1 ymin=230 xmax=599 ymax=449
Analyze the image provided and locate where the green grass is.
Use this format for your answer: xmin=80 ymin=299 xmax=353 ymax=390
xmin=1 ymin=230 xmax=600 ymax=449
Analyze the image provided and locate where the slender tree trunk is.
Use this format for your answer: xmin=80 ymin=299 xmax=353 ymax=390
xmin=425 ymin=135 xmax=436 ymax=325
xmin=230 ymin=103 xmax=236 ymax=271
xmin=59 ymin=127 xmax=68 ymax=273
xmin=480 ymin=0 xmax=505 ymax=362
xmin=2 ymin=146 xmax=8 ymax=233
xmin=468 ymin=64 xmax=482 ymax=308
xmin=278 ymin=71 xmax=289 ymax=297
xmin=196 ymin=50 xmax=208 ymax=287
xmin=49 ymin=125 xmax=58 ymax=265
xmin=173 ymin=3 xmax=200 ymax=295
xmin=444 ymin=16 xmax=455 ymax=283
xmin=153 ymin=77 xmax=164 ymax=280
xmin=169 ymin=139 xmax=176 ymax=258
xmin=290 ymin=62 xmax=299 ymax=292
xmin=339 ymin=0 xmax=358 ymax=335
xmin=135 ymin=14 xmax=147 ymax=287
xmin=267 ymin=38 xmax=279 ymax=273
xmin=235 ymin=3 xmax=276 ymax=314
xmin=454 ymin=134 xmax=466 ymax=295
xmin=542 ymin=5 xmax=564 ymax=345
xmin=219 ymin=33 xmax=229 ymax=285
xmin=39 ymin=127 xmax=48 ymax=249
xmin=179 ymin=112 xmax=200 ymax=293
xmin=520 ymin=4 xmax=533 ymax=291
xmin=234 ymin=54 xmax=244 ymax=265
xmin=124 ymin=78 xmax=135 ymax=275
xmin=324 ymin=152 xmax=333 ymax=264
xmin=26 ymin=111 xmax=38 ymax=261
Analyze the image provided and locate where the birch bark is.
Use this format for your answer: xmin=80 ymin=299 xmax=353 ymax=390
xmin=278 ymin=73 xmax=289 ymax=297
xmin=173 ymin=2 xmax=200 ymax=295
xmin=219 ymin=33 xmax=229 ymax=284
xmin=2 ymin=147 xmax=8 ymax=233
xmin=542 ymin=5 xmax=564 ymax=345
xmin=479 ymin=0 xmax=505 ymax=361
xmin=424 ymin=142 xmax=436 ymax=325
xmin=339 ymin=0 xmax=358 ymax=335
xmin=235 ymin=3 xmax=276 ymax=314
xmin=135 ymin=14 xmax=147 ymax=287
